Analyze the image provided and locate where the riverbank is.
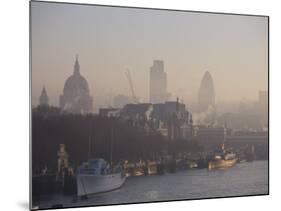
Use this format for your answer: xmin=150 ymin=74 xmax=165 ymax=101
xmin=32 ymin=160 xmax=268 ymax=210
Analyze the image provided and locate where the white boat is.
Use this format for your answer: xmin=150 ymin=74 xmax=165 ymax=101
xmin=77 ymin=158 xmax=126 ymax=197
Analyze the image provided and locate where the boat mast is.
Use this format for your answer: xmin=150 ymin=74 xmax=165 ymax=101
xmin=110 ymin=122 xmax=114 ymax=168
xmin=88 ymin=133 xmax=91 ymax=159
xmin=88 ymin=120 xmax=93 ymax=159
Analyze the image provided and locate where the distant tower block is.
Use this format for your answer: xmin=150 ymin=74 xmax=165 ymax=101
xmin=60 ymin=56 xmax=93 ymax=114
xmin=198 ymin=71 xmax=215 ymax=112
xmin=149 ymin=60 xmax=168 ymax=103
xmin=39 ymin=86 xmax=49 ymax=106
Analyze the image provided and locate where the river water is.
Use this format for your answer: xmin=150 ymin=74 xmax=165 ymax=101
xmin=36 ymin=160 xmax=268 ymax=209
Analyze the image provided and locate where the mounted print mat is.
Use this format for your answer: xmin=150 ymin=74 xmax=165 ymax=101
xmin=30 ymin=1 xmax=269 ymax=210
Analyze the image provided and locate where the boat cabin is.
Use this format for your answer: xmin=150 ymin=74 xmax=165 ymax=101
xmin=77 ymin=158 xmax=109 ymax=175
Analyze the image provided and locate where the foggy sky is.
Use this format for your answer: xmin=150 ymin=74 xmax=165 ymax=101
xmin=31 ymin=2 xmax=268 ymax=110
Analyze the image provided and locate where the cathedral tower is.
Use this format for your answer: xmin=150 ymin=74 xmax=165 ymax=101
xmin=60 ymin=56 xmax=93 ymax=114
xmin=39 ymin=86 xmax=49 ymax=106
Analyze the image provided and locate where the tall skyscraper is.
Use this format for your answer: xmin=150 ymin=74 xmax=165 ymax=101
xmin=39 ymin=86 xmax=49 ymax=106
xmin=198 ymin=71 xmax=215 ymax=112
xmin=60 ymin=56 xmax=93 ymax=114
xmin=149 ymin=60 xmax=168 ymax=103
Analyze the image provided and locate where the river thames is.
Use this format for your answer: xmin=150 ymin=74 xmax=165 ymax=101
xmin=36 ymin=160 xmax=268 ymax=209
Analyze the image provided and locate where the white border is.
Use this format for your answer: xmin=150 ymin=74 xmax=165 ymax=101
xmin=0 ymin=0 xmax=278 ymax=211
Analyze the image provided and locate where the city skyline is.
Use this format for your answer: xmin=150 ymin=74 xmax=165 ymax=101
xmin=30 ymin=2 xmax=269 ymax=209
xmin=31 ymin=2 xmax=268 ymax=110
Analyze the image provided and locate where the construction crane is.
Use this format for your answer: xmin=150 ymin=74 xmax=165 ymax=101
xmin=125 ymin=69 xmax=139 ymax=104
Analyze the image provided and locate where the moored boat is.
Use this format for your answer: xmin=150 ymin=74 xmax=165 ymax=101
xmin=208 ymin=144 xmax=238 ymax=170
xmin=147 ymin=161 xmax=157 ymax=175
xmin=76 ymin=158 xmax=126 ymax=197
xmin=133 ymin=160 xmax=146 ymax=176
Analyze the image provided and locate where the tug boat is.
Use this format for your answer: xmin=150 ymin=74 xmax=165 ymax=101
xmin=76 ymin=158 xmax=126 ymax=197
xmin=208 ymin=144 xmax=238 ymax=170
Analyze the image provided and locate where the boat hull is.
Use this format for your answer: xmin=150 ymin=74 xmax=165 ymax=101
xmin=208 ymin=158 xmax=237 ymax=170
xmin=77 ymin=173 xmax=126 ymax=196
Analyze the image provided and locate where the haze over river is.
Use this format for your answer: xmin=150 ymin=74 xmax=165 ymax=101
xmin=37 ymin=160 xmax=268 ymax=209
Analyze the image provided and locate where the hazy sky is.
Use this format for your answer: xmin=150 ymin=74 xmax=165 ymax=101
xmin=31 ymin=1 xmax=268 ymax=109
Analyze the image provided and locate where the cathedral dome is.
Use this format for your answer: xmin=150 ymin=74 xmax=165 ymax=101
xmin=60 ymin=56 xmax=93 ymax=114
xmin=63 ymin=73 xmax=89 ymax=96
xmin=62 ymin=56 xmax=90 ymax=97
